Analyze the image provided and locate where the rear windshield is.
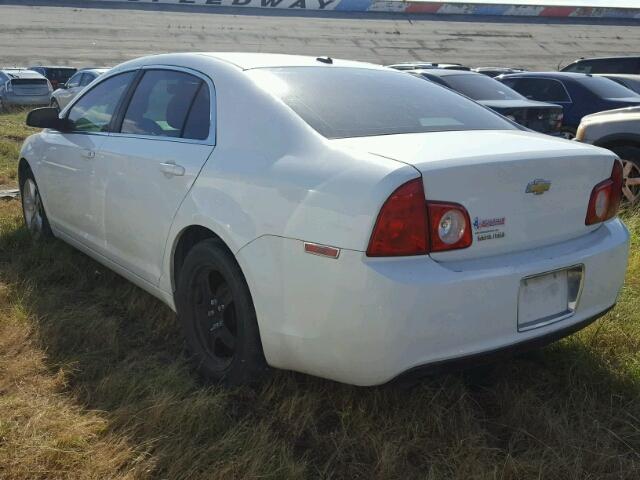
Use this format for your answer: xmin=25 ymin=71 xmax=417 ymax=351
xmin=247 ymin=67 xmax=515 ymax=139
xmin=10 ymin=78 xmax=48 ymax=85
xmin=579 ymin=76 xmax=640 ymax=98
xmin=440 ymin=74 xmax=523 ymax=101
xmin=46 ymin=68 xmax=76 ymax=82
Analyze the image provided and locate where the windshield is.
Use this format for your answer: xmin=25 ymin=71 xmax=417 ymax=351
xmin=247 ymin=67 xmax=515 ymax=139
xmin=580 ymin=76 xmax=640 ymax=98
xmin=442 ymin=74 xmax=524 ymax=101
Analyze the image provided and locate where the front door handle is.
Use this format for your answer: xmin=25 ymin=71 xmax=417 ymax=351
xmin=159 ymin=162 xmax=185 ymax=177
xmin=82 ymin=149 xmax=95 ymax=159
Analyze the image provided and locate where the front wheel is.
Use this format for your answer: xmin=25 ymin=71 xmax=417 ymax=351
xmin=20 ymin=170 xmax=53 ymax=240
xmin=176 ymin=239 xmax=267 ymax=385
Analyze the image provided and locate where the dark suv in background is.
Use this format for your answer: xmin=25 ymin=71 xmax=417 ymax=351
xmin=561 ymin=56 xmax=640 ymax=75
xmin=29 ymin=66 xmax=77 ymax=90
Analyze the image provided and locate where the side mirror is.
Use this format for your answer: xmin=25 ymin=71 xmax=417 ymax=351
xmin=58 ymin=83 xmax=67 ymax=90
xmin=26 ymin=108 xmax=69 ymax=131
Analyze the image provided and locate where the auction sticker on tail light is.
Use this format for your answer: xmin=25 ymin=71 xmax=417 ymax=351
xmin=473 ymin=216 xmax=505 ymax=242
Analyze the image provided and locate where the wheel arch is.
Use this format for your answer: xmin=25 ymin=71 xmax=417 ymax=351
xmin=595 ymin=133 xmax=640 ymax=154
xmin=17 ymin=158 xmax=32 ymax=188
xmin=170 ymin=224 xmax=236 ymax=294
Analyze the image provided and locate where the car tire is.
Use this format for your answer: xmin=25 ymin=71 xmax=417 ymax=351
xmin=610 ymin=145 xmax=640 ymax=204
xmin=19 ymin=167 xmax=53 ymax=240
xmin=176 ymin=239 xmax=268 ymax=386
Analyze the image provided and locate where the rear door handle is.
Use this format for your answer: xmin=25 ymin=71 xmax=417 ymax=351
xmin=82 ymin=149 xmax=95 ymax=159
xmin=159 ymin=162 xmax=185 ymax=177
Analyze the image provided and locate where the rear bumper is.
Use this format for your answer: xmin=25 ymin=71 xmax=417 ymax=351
xmin=238 ymin=218 xmax=629 ymax=386
xmin=2 ymin=94 xmax=50 ymax=106
xmin=394 ymin=305 xmax=612 ymax=383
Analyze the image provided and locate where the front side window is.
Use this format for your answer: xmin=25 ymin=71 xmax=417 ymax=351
xmin=248 ymin=67 xmax=515 ymax=139
xmin=66 ymin=72 xmax=83 ymax=88
xmin=80 ymin=73 xmax=95 ymax=87
xmin=67 ymin=71 xmax=135 ymax=133
xmin=120 ymin=70 xmax=208 ymax=139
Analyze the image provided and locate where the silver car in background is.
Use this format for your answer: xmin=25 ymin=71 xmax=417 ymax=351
xmin=0 ymin=69 xmax=52 ymax=111
xmin=50 ymin=68 xmax=108 ymax=110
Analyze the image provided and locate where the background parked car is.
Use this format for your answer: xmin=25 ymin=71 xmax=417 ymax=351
xmin=50 ymin=68 xmax=108 ymax=110
xmin=596 ymin=74 xmax=640 ymax=94
xmin=472 ymin=67 xmax=526 ymax=78
xmin=411 ymin=69 xmax=563 ymax=135
xmin=387 ymin=62 xmax=470 ymax=71
xmin=498 ymin=72 xmax=640 ymax=137
xmin=0 ymin=68 xmax=52 ymax=111
xmin=29 ymin=66 xmax=77 ymax=90
xmin=576 ymin=106 xmax=640 ymax=204
xmin=561 ymin=56 xmax=640 ymax=74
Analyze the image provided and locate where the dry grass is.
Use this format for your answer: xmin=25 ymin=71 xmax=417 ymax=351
xmin=0 ymin=112 xmax=639 ymax=479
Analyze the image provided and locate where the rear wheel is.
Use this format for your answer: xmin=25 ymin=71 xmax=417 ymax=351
xmin=610 ymin=145 xmax=640 ymax=204
xmin=20 ymin=169 xmax=53 ymax=239
xmin=176 ymin=239 xmax=267 ymax=385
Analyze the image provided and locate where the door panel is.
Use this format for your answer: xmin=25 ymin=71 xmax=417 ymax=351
xmin=38 ymin=131 xmax=107 ymax=250
xmin=98 ymin=137 xmax=213 ymax=283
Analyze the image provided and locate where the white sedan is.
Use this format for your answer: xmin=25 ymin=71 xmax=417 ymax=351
xmin=19 ymin=53 xmax=629 ymax=386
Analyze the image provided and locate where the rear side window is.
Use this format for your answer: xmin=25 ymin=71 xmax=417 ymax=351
xmin=67 ymin=72 xmax=135 ymax=133
xmin=248 ymin=67 xmax=514 ymax=139
xmin=120 ymin=70 xmax=209 ymax=139
xmin=578 ymin=76 xmax=640 ymax=99
xmin=506 ymin=78 xmax=570 ymax=103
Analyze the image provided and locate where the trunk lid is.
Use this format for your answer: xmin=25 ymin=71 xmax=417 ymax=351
xmin=10 ymin=78 xmax=50 ymax=96
xmin=333 ymin=130 xmax=616 ymax=261
xmin=482 ymin=100 xmax=563 ymax=134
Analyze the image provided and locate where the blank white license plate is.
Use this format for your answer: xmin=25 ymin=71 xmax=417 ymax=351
xmin=518 ymin=269 xmax=570 ymax=331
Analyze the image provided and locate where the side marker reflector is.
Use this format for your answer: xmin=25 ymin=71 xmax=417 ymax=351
xmin=304 ymin=242 xmax=340 ymax=259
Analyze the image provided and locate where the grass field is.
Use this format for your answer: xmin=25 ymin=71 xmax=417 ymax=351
xmin=1 ymin=111 xmax=639 ymax=480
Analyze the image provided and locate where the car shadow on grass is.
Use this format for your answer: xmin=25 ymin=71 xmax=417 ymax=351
xmin=1 ymin=213 xmax=639 ymax=479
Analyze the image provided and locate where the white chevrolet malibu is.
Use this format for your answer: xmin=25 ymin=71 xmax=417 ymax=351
xmin=19 ymin=53 xmax=629 ymax=386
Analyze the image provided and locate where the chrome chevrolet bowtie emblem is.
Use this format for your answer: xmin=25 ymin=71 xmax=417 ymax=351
xmin=526 ymin=179 xmax=551 ymax=195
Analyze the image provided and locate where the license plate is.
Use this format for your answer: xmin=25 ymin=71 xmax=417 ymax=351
xmin=518 ymin=266 xmax=583 ymax=332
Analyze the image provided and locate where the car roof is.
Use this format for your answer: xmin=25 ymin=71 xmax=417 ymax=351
xmin=0 ymin=69 xmax=45 ymax=79
xmin=29 ymin=66 xmax=76 ymax=70
xmin=499 ymin=72 xmax=592 ymax=81
xmin=597 ymin=74 xmax=640 ymax=80
xmin=110 ymin=53 xmax=387 ymax=74
xmin=569 ymin=56 xmax=640 ymax=62
xmin=200 ymin=52 xmax=384 ymax=71
xmin=411 ymin=68 xmax=479 ymax=77
xmin=79 ymin=68 xmax=109 ymax=75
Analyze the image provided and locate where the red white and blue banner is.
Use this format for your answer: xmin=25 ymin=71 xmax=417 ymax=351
xmin=93 ymin=0 xmax=640 ymax=18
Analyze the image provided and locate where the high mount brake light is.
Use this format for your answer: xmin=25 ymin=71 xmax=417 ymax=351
xmin=585 ymin=160 xmax=622 ymax=226
xmin=366 ymin=179 xmax=472 ymax=257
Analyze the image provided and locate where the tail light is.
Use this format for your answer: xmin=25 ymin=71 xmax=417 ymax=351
xmin=427 ymin=202 xmax=473 ymax=252
xmin=585 ymin=160 xmax=623 ymax=225
xmin=366 ymin=178 xmax=472 ymax=257
xmin=551 ymin=111 xmax=564 ymax=131
xmin=366 ymin=178 xmax=428 ymax=257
